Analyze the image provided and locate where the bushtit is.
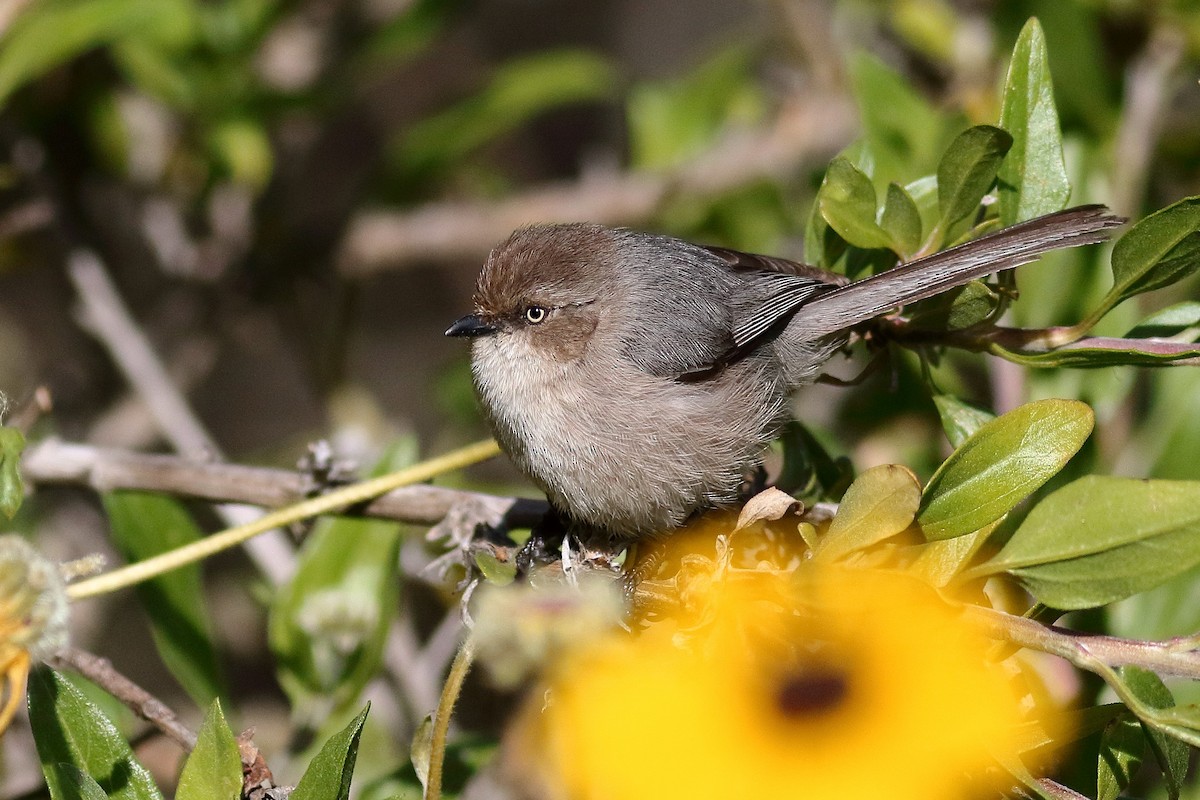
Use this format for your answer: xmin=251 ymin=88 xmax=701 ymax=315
xmin=447 ymin=205 xmax=1122 ymax=540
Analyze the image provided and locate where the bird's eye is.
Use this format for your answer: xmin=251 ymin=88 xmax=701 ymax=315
xmin=524 ymin=306 xmax=547 ymax=324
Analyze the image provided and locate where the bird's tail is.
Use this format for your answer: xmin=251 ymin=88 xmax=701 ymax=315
xmin=787 ymin=204 xmax=1125 ymax=339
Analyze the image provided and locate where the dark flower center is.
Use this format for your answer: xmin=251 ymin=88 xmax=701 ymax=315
xmin=775 ymin=669 xmax=850 ymax=717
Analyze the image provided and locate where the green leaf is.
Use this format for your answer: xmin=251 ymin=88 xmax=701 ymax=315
xmin=1106 ymin=197 xmax=1200 ymax=308
xmin=291 ymin=704 xmax=371 ymax=800
xmin=410 ymin=714 xmax=434 ymax=792
xmin=849 ymin=52 xmax=950 ymax=183
xmin=904 ymin=174 xmax=941 ymax=239
xmin=628 ymin=45 xmax=762 ymax=170
xmin=918 ymin=399 xmax=1094 ymax=541
xmin=816 ymin=464 xmax=921 ymax=561
xmin=27 ymin=668 xmax=164 ymax=800
xmin=997 ymin=19 xmax=1071 ymax=225
xmin=270 ymin=444 xmax=411 ymax=724
xmin=56 ymin=766 xmax=109 ymax=800
xmin=818 ymin=157 xmax=893 ymax=251
xmin=0 ymin=426 xmax=25 ymax=519
xmin=1121 ymin=666 xmax=1189 ymax=799
xmin=177 ymin=700 xmax=242 ymax=800
xmin=103 ymin=491 xmax=224 ymax=706
xmin=0 ymin=0 xmax=195 ymax=104
xmin=932 ymin=396 xmax=996 ymax=449
xmin=395 ymin=49 xmax=617 ymax=176
xmin=1124 ymin=301 xmax=1200 ymax=340
xmin=935 ymin=125 xmax=1013 ymax=233
xmin=1097 ymin=712 xmax=1145 ymax=800
xmin=907 ymin=280 xmax=1001 ymax=332
xmin=774 ymin=421 xmax=854 ymax=503
xmin=982 ymin=477 xmax=1200 ymax=609
xmin=880 ymin=182 xmax=923 ymax=258
xmin=473 ymin=548 xmax=517 ymax=586
xmin=909 ymin=526 xmax=993 ymax=588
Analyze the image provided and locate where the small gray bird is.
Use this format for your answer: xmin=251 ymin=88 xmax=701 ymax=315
xmin=447 ymin=205 xmax=1122 ymax=540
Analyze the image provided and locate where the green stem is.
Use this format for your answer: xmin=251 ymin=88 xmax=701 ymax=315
xmin=67 ymin=439 xmax=501 ymax=600
xmin=426 ymin=637 xmax=476 ymax=800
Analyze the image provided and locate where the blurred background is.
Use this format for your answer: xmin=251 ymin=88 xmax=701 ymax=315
xmin=2 ymin=0 xmax=1200 ymax=796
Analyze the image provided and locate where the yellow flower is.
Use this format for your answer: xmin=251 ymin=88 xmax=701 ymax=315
xmin=0 ymin=535 xmax=68 ymax=734
xmin=511 ymin=532 xmax=1033 ymax=800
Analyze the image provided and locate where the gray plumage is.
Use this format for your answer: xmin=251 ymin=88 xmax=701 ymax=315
xmin=447 ymin=205 xmax=1124 ymax=539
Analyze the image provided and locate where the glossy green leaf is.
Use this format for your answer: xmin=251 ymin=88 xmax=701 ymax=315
xmin=291 ymin=704 xmax=371 ymax=800
xmin=918 ymin=399 xmax=1093 ymax=540
xmin=997 ymin=19 xmax=1070 ymax=226
xmin=270 ymin=444 xmax=411 ymax=724
xmin=935 ymin=125 xmax=1013 ymax=232
xmin=1121 ymin=666 xmax=1188 ymax=799
xmin=904 ymin=174 xmax=941 ymax=238
xmin=1107 ymin=197 xmax=1200 ymax=307
xmin=881 ymin=182 xmax=923 ymax=258
xmin=907 ymin=281 xmax=1001 ymax=332
xmin=1124 ymin=301 xmax=1200 ymax=340
xmin=983 ymin=477 xmax=1200 ymax=609
xmin=177 ymin=700 xmax=242 ymax=800
xmin=1097 ymin=713 xmax=1144 ymax=800
xmin=473 ymin=548 xmax=517 ymax=586
xmin=932 ymin=396 xmax=996 ymax=449
xmin=56 ymin=766 xmax=109 ymax=800
xmin=818 ymin=157 xmax=892 ymax=251
xmin=103 ymin=491 xmax=224 ymax=706
xmin=816 ymin=464 xmax=921 ymax=561
xmin=0 ymin=426 xmax=24 ymax=519
xmin=909 ymin=525 xmax=993 ymax=588
xmin=28 ymin=668 xmax=164 ymax=800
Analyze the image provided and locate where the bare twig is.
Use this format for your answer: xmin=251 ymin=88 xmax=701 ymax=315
xmin=337 ymin=91 xmax=857 ymax=275
xmin=48 ymin=646 xmax=198 ymax=750
xmin=64 ymin=439 xmax=502 ymax=599
xmin=21 ymin=438 xmax=546 ymax=529
xmin=69 ymin=251 xmax=219 ymax=459
xmin=68 ymin=250 xmax=297 ymax=585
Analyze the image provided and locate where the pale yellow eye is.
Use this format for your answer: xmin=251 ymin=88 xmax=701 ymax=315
xmin=524 ymin=306 xmax=547 ymax=324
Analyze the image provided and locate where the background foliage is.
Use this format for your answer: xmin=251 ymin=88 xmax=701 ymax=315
xmin=2 ymin=0 xmax=1200 ymax=797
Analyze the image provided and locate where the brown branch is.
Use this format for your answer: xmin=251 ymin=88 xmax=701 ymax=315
xmin=48 ymin=646 xmax=198 ymax=751
xmin=336 ymin=91 xmax=857 ymax=275
xmin=21 ymin=438 xmax=547 ymax=531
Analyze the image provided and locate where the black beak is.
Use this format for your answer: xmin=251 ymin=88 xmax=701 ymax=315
xmin=445 ymin=313 xmax=498 ymax=338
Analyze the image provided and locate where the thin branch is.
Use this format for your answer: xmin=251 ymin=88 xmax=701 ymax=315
xmin=336 ymin=91 xmax=857 ymax=275
xmin=49 ymin=646 xmax=198 ymax=750
xmin=21 ymin=438 xmax=547 ymax=529
xmin=69 ymin=251 xmax=219 ymax=459
xmin=65 ymin=439 xmax=502 ymax=600
xmin=68 ymin=250 xmax=297 ymax=586
xmin=425 ymin=637 xmax=474 ymax=800
xmin=971 ymin=605 xmax=1200 ymax=681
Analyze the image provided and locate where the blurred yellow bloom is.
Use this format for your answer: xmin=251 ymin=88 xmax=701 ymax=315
xmin=511 ymin=524 xmax=1033 ymax=800
xmin=0 ymin=535 xmax=68 ymax=734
